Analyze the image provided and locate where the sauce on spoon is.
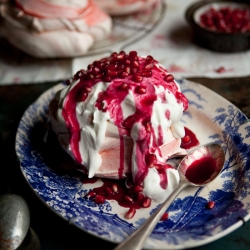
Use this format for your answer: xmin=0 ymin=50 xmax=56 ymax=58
xmin=185 ymin=156 xmax=216 ymax=184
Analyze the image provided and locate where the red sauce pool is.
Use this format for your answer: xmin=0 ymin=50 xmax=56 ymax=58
xmin=83 ymin=177 xmax=148 ymax=209
xmin=181 ymin=127 xmax=199 ymax=149
xmin=185 ymin=156 xmax=216 ymax=184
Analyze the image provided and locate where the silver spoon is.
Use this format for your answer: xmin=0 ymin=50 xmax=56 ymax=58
xmin=0 ymin=194 xmax=30 ymax=250
xmin=114 ymin=143 xmax=225 ymax=250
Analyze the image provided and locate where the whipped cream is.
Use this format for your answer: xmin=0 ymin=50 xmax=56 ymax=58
xmin=49 ymin=51 xmax=188 ymax=202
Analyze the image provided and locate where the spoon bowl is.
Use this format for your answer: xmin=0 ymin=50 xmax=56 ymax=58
xmin=0 ymin=194 xmax=30 ymax=250
xmin=114 ymin=143 xmax=225 ymax=250
xmin=178 ymin=143 xmax=225 ymax=185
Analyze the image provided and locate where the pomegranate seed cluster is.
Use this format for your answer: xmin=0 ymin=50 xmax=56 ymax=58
xmin=199 ymin=7 xmax=250 ymax=33
xmin=73 ymin=51 xmax=160 ymax=83
xmin=85 ymin=178 xmax=152 ymax=219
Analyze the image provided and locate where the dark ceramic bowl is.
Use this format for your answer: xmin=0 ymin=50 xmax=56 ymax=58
xmin=185 ymin=0 xmax=250 ymax=53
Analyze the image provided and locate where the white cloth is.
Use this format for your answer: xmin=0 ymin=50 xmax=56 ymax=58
xmin=1 ymin=0 xmax=250 ymax=85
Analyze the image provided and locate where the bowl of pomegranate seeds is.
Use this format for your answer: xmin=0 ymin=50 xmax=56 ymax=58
xmin=185 ymin=0 xmax=250 ymax=52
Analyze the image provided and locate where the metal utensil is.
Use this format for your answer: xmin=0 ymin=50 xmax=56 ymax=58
xmin=114 ymin=143 xmax=225 ymax=250
xmin=0 ymin=194 xmax=30 ymax=250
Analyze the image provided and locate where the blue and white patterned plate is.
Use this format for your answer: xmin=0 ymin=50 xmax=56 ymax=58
xmin=15 ymin=79 xmax=250 ymax=249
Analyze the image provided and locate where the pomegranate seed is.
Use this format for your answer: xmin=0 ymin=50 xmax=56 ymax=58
xmin=119 ymin=83 xmax=128 ymax=90
xmin=160 ymin=212 xmax=169 ymax=221
xmin=92 ymin=67 xmax=100 ymax=74
xmin=154 ymin=164 xmax=164 ymax=172
xmin=133 ymin=185 xmax=143 ymax=193
xmin=86 ymin=190 xmax=96 ymax=199
xmin=129 ymin=51 xmax=137 ymax=58
xmin=108 ymin=64 xmax=117 ymax=71
xmin=107 ymin=70 xmax=118 ymax=77
xmin=141 ymin=70 xmax=152 ymax=77
xmin=146 ymin=55 xmax=154 ymax=62
xmin=145 ymin=122 xmax=151 ymax=132
xmin=125 ymin=66 xmax=131 ymax=74
xmin=144 ymin=63 xmax=154 ymax=70
xmin=124 ymin=59 xmax=130 ymax=65
xmin=87 ymin=72 xmax=95 ymax=79
xmin=101 ymin=64 xmax=109 ymax=71
xmin=215 ymin=66 xmax=225 ymax=73
xmin=83 ymin=86 xmax=92 ymax=93
xmin=93 ymin=60 xmax=100 ymax=67
xmin=95 ymin=194 xmax=105 ymax=204
xmin=112 ymin=184 xmax=118 ymax=192
xmin=142 ymin=197 xmax=151 ymax=208
xmin=145 ymin=153 xmax=156 ymax=168
xmin=182 ymin=135 xmax=190 ymax=143
xmin=106 ymin=187 xmax=114 ymax=196
xmin=103 ymin=60 xmax=110 ymax=66
xmin=118 ymin=64 xmax=125 ymax=70
xmin=95 ymin=73 xmax=103 ymax=79
xmin=123 ymin=116 xmax=135 ymax=128
xmin=102 ymin=75 xmax=111 ymax=82
xmin=124 ymin=195 xmax=134 ymax=203
xmin=74 ymin=70 xmax=85 ymax=79
xmin=206 ymin=201 xmax=215 ymax=209
xmin=100 ymin=57 xmax=108 ymax=63
xmin=87 ymin=64 xmax=92 ymax=70
xmin=125 ymin=208 xmax=136 ymax=219
xmin=118 ymin=71 xmax=129 ymax=78
xmin=136 ymin=86 xmax=146 ymax=94
xmin=136 ymin=192 xmax=145 ymax=202
xmin=111 ymin=52 xmax=118 ymax=58
xmin=131 ymin=68 xmax=139 ymax=74
xmin=132 ymin=73 xmax=142 ymax=82
xmin=117 ymin=51 xmax=125 ymax=60
xmin=164 ymin=74 xmax=174 ymax=82
xmin=131 ymin=60 xmax=140 ymax=68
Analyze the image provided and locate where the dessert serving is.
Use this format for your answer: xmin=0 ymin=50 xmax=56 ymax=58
xmin=49 ymin=50 xmax=189 ymax=215
xmin=0 ymin=0 xmax=112 ymax=58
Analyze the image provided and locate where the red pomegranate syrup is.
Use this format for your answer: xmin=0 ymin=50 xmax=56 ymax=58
xmin=181 ymin=127 xmax=199 ymax=149
xmin=185 ymin=156 xmax=216 ymax=185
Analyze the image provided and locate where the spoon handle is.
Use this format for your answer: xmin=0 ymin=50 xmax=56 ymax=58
xmin=114 ymin=181 xmax=189 ymax=250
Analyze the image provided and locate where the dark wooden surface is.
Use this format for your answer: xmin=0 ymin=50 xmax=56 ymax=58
xmin=0 ymin=76 xmax=250 ymax=250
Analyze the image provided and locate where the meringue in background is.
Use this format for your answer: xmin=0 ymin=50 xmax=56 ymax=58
xmin=0 ymin=0 xmax=112 ymax=58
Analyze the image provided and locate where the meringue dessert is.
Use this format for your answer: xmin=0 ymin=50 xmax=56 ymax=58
xmin=49 ymin=51 xmax=188 ymax=203
xmin=0 ymin=0 xmax=112 ymax=58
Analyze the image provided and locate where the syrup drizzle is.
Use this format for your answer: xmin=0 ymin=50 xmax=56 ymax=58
xmin=82 ymin=126 xmax=200 ymax=218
